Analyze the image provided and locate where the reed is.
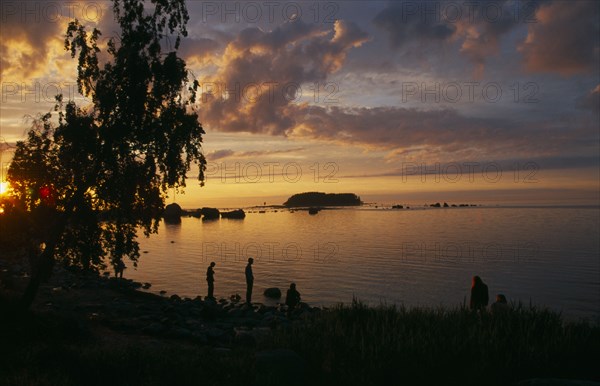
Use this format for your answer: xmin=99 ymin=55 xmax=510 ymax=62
xmin=269 ymin=299 xmax=600 ymax=386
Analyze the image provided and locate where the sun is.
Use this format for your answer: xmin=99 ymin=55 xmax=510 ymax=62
xmin=0 ymin=181 xmax=10 ymax=195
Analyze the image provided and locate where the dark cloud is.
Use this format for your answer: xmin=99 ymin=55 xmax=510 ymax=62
xmin=206 ymin=95 xmax=596 ymax=163
xmin=289 ymin=104 xmax=598 ymax=161
xmin=372 ymin=0 xmax=546 ymax=77
xmin=373 ymin=2 xmax=456 ymax=47
xmin=207 ymin=149 xmax=236 ymax=161
xmin=178 ymin=36 xmax=220 ymax=59
xmin=519 ymin=1 xmax=600 ymax=75
xmin=341 ymin=155 xmax=600 ymax=179
xmin=207 ymin=147 xmax=306 ymax=161
xmin=577 ymin=85 xmax=600 ymax=114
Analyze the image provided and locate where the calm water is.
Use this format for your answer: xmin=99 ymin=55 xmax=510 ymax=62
xmin=125 ymin=207 xmax=600 ymax=321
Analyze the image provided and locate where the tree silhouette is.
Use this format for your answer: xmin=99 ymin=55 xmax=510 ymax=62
xmin=5 ymin=0 xmax=206 ymax=309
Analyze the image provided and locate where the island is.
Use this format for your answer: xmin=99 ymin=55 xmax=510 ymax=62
xmin=283 ymin=192 xmax=362 ymax=207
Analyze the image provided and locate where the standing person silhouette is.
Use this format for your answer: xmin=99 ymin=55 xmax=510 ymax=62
xmin=245 ymin=258 xmax=254 ymax=304
xmin=285 ymin=282 xmax=301 ymax=316
xmin=470 ymin=275 xmax=489 ymax=311
xmin=206 ymin=262 xmax=216 ymax=299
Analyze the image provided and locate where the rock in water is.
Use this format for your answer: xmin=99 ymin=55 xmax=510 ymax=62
xmin=201 ymin=207 xmax=220 ymax=220
xmin=164 ymin=203 xmax=182 ymax=223
xmin=263 ymin=287 xmax=282 ymax=299
xmin=221 ymin=209 xmax=246 ymax=219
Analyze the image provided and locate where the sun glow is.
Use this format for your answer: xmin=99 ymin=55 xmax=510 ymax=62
xmin=0 ymin=181 xmax=10 ymax=195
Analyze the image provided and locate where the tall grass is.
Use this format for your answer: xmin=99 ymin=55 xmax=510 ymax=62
xmin=1 ymin=301 xmax=597 ymax=386
xmin=269 ymin=300 xmax=600 ymax=386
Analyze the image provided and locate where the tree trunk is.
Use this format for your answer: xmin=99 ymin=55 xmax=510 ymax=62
xmin=19 ymin=206 xmax=73 ymax=310
xmin=19 ymin=242 xmax=57 ymax=310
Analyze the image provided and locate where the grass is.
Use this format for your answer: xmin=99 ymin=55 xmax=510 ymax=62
xmin=0 ymin=300 xmax=598 ymax=386
xmin=267 ymin=300 xmax=600 ymax=386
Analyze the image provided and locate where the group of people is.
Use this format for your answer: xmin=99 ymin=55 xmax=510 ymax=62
xmin=205 ymin=258 xmax=302 ymax=312
xmin=208 ymin=268 xmax=505 ymax=314
xmin=470 ymin=275 xmax=509 ymax=313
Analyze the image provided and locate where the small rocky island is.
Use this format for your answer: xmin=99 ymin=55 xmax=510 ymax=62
xmin=283 ymin=192 xmax=362 ymax=207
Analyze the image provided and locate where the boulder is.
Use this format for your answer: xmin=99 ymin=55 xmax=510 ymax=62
xmin=263 ymin=287 xmax=282 ymax=299
xmin=227 ymin=308 xmax=243 ymax=318
xmin=201 ymin=300 xmax=219 ymax=320
xmin=164 ymin=203 xmax=182 ymax=223
xmin=201 ymin=207 xmax=220 ymax=220
xmin=221 ymin=209 xmax=246 ymax=219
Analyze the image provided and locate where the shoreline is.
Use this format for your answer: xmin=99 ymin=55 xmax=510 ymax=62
xmin=178 ymin=204 xmax=600 ymax=212
xmin=2 ymin=266 xmax=599 ymax=385
xmin=1 ymin=264 xmax=321 ymax=347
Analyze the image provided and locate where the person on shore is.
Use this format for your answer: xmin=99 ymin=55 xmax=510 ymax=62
xmin=206 ymin=262 xmax=216 ymax=300
xmin=285 ymin=282 xmax=301 ymax=316
xmin=114 ymin=259 xmax=126 ymax=279
xmin=469 ymin=275 xmax=489 ymax=311
xmin=491 ymin=294 xmax=509 ymax=315
xmin=245 ymin=258 xmax=254 ymax=304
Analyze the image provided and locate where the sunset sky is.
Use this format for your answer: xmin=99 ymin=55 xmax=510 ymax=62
xmin=1 ymin=0 xmax=598 ymax=208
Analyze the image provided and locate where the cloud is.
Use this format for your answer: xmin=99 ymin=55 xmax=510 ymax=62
xmin=207 ymin=149 xmax=235 ymax=160
xmin=372 ymin=2 xmax=456 ymax=47
xmin=191 ymin=13 xmax=597 ymax=164
xmin=198 ymin=19 xmax=369 ymax=135
xmin=206 ymin=95 xmax=596 ymax=164
xmin=577 ymin=84 xmax=600 ymax=113
xmin=518 ymin=1 xmax=600 ymax=75
xmin=0 ymin=140 xmax=17 ymax=152
xmin=373 ymin=1 xmax=528 ymax=76
xmin=341 ymin=155 xmax=600 ymax=179
xmin=207 ymin=147 xmax=306 ymax=161
xmin=288 ymin=104 xmax=599 ymax=162
xmin=0 ymin=11 xmax=63 ymax=82
xmin=0 ymin=1 xmax=113 ymax=83
xmin=178 ymin=36 xmax=221 ymax=66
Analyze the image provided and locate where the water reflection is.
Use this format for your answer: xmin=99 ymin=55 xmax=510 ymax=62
xmin=125 ymin=207 xmax=600 ymax=320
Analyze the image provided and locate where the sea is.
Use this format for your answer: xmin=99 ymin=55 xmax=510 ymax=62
xmin=124 ymin=206 xmax=600 ymax=321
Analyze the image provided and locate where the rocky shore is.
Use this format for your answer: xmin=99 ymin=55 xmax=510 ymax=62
xmin=1 ymin=264 xmax=320 ymax=350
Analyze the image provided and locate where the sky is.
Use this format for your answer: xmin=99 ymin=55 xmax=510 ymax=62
xmin=0 ymin=0 xmax=598 ymax=208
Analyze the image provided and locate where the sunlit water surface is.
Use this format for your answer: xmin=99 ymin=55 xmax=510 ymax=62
xmin=124 ymin=207 xmax=599 ymax=320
